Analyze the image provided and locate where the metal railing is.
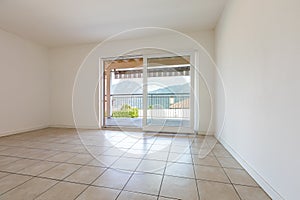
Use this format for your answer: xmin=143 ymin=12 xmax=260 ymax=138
xmin=110 ymin=93 xmax=190 ymax=119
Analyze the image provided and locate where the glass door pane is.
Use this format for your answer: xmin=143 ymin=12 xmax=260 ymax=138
xmin=143 ymin=55 xmax=193 ymax=133
xmin=103 ymin=57 xmax=143 ymax=128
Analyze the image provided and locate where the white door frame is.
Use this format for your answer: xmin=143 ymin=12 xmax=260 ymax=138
xmin=99 ymin=51 xmax=197 ymax=134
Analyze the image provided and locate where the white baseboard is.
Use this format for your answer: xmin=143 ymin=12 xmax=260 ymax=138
xmin=49 ymin=124 xmax=99 ymax=130
xmin=198 ymin=131 xmax=215 ymax=135
xmin=0 ymin=125 xmax=49 ymax=137
xmin=0 ymin=124 xmax=100 ymax=138
xmin=218 ymin=137 xmax=284 ymax=200
xmin=49 ymin=124 xmax=76 ymax=129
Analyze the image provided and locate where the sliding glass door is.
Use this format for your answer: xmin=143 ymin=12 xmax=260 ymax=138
xmin=142 ymin=53 xmax=194 ymax=133
xmin=101 ymin=53 xmax=194 ymax=133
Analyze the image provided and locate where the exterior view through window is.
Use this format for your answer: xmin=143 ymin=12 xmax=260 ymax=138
xmin=103 ymin=54 xmax=193 ymax=133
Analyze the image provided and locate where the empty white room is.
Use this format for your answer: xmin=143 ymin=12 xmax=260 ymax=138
xmin=0 ymin=0 xmax=299 ymax=199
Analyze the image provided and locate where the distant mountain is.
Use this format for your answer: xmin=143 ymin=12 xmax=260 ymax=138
xmin=150 ymin=83 xmax=190 ymax=94
xmin=111 ymin=80 xmax=142 ymax=94
xmin=112 ymin=80 xmax=190 ymax=95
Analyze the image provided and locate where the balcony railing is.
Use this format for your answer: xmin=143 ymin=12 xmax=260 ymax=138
xmin=109 ymin=93 xmax=190 ymax=119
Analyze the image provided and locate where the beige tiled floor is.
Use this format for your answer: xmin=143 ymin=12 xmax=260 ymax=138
xmin=0 ymin=128 xmax=271 ymax=200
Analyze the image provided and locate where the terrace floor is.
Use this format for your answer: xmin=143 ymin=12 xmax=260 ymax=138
xmin=0 ymin=128 xmax=270 ymax=200
xmin=105 ymin=117 xmax=190 ymax=128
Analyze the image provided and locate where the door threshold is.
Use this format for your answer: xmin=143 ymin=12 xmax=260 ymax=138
xmin=101 ymin=126 xmax=143 ymax=132
xmin=101 ymin=126 xmax=195 ymax=135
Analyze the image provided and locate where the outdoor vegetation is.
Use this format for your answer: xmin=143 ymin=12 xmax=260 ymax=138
xmin=112 ymin=104 xmax=139 ymax=118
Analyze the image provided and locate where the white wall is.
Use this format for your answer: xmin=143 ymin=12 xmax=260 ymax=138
xmin=0 ymin=29 xmax=49 ymax=136
xmin=49 ymin=43 xmax=96 ymax=127
xmin=215 ymin=0 xmax=300 ymax=199
xmin=49 ymin=30 xmax=216 ymax=133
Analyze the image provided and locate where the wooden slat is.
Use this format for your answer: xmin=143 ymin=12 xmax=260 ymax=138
xmin=106 ymin=71 xmax=111 ymax=117
xmin=148 ymin=56 xmax=190 ymax=66
xmin=104 ymin=58 xmax=143 ymax=71
xmin=104 ymin=56 xmax=189 ymax=71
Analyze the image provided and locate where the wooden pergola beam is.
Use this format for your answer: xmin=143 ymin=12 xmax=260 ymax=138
xmin=106 ymin=70 xmax=111 ymax=117
xmin=148 ymin=56 xmax=190 ymax=66
xmin=104 ymin=58 xmax=143 ymax=71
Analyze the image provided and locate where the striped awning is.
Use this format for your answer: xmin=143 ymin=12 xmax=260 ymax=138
xmin=114 ymin=66 xmax=190 ymax=79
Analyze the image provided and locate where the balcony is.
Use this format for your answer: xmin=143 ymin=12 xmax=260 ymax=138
xmin=105 ymin=93 xmax=190 ymax=128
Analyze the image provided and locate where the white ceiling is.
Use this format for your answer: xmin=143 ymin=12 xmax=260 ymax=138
xmin=0 ymin=0 xmax=227 ymax=47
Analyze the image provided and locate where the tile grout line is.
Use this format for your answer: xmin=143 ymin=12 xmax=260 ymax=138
xmin=113 ymin=133 xmax=162 ymax=200
xmin=156 ymin=134 xmax=173 ymax=200
xmin=0 ymin=133 xmax=198 ymax=199
xmin=32 ymin=156 xmax=88 ymax=199
xmin=72 ymin=133 xmax=135 ymax=200
xmin=190 ymin=137 xmax=201 ymax=200
xmin=212 ymin=148 xmax=243 ymax=200
xmin=0 ymin=130 xmax=268 ymax=200
xmin=0 ymin=175 xmax=35 ymax=197
xmin=0 ymin=156 xmax=80 ymax=199
xmin=72 ymin=131 xmax=155 ymax=200
xmin=0 ymin=166 xmax=259 ymax=192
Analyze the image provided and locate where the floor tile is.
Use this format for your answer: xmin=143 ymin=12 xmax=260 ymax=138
xmin=217 ymin=157 xmax=243 ymax=169
xmin=190 ymin=146 xmax=212 ymax=155
xmin=0 ymin=147 xmax=25 ymax=157
xmin=136 ymin=159 xmax=166 ymax=174
xmin=117 ymin=191 xmax=157 ymax=200
xmin=191 ymin=147 xmax=215 ymax=157
xmin=122 ymin=151 xmax=146 ymax=159
xmin=0 ymin=156 xmax=20 ymax=167
xmin=194 ymin=165 xmax=230 ymax=183
xmin=131 ymin=142 xmax=152 ymax=150
xmin=0 ymin=172 xmax=8 ymax=179
xmin=144 ymin=151 xmax=169 ymax=161
xmin=197 ymin=180 xmax=240 ymax=200
xmin=172 ymin=140 xmax=190 ymax=147
xmin=0 ymin=174 xmax=31 ymax=195
xmin=213 ymin=147 xmax=232 ymax=157
xmin=111 ymin=157 xmax=141 ymax=171
xmin=102 ymin=148 xmax=127 ymax=157
xmin=87 ymin=155 xmax=119 ymax=167
xmin=35 ymin=181 xmax=87 ymax=200
xmin=125 ymin=172 xmax=163 ymax=195
xmin=126 ymin=148 xmax=149 ymax=156
xmin=192 ymin=155 xmax=220 ymax=167
xmin=0 ymin=177 xmax=57 ymax=200
xmin=160 ymin=175 xmax=198 ymax=200
xmin=39 ymin=163 xmax=81 ymax=180
xmin=0 ymin=128 xmax=270 ymax=200
xmin=18 ymin=161 xmax=58 ymax=176
xmin=65 ymin=153 xmax=94 ymax=165
xmin=149 ymin=144 xmax=170 ymax=152
xmin=0 ymin=146 xmax=9 ymax=151
xmin=85 ymin=146 xmax=109 ymax=155
xmin=224 ymin=168 xmax=258 ymax=186
xmin=92 ymin=168 xmax=132 ymax=189
xmin=76 ymin=186 xmax=120 ymax=200
xmin=65 ymin=165 xmax=106 ymax=184
xmin=46 ymin=152 xmax=77 ymax=162
xmin=169 ymin=145 xmax=191 ymax=154
xmin=168 ymin=152 xmax=193 ymax=164
xmin=165 ymin=162 xmax=195 ymax=178
xmin=158 ymin=197 xmax=178 ymax=200
xmin=234 ymin=185 xmax=271 ymax=200
xmin=0 ymin=158 xmax=39 ymax=173
xmin=26 ymin=150 xmax=58 ymax=160
xmin=114 ymin=142 xmax=135 ymax=149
